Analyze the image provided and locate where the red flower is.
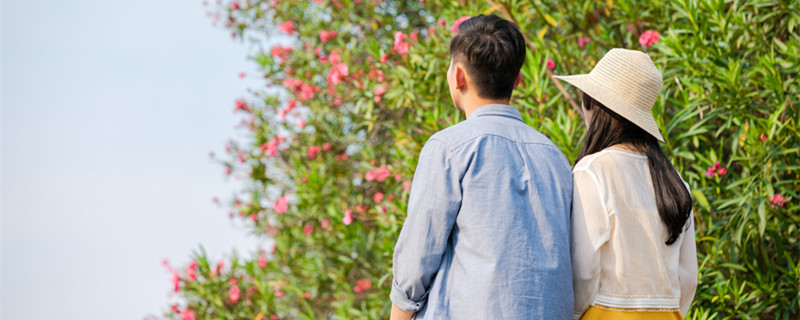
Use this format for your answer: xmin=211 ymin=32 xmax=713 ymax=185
xmin=319 ymin=30 xmax=338 ymax=43
xmin=438 ymin=18 xmax=446 ymax=28
xmin=759 ymin=133 xmax=768 ymax=142
xmin=229 ymin=284 xmax=241 ymax=303
xmin=303 ymin=224 xmax=314 ymax=236
xmin=380 ymin=54 xmax=389 ymax=63
xmin=323 ymin=142 xmax=331 ymax=151
xmin=546 ymin=58 xmax=555 ymax=70
xmin=353 ymin=278 xmax=372 ymax=293
xmin=578 ymin=36 xmax=592 ymax=49
xmin=373 ymin=192 xmax=384 ymax=203
xmin=230 ymin=1 xmax=239 ymax=10
xmin=304 ymin=291 xmax=312 ymax=298
xmin=452 ymin=16 xmax=471 ymax=34
xmin=308 ymin=146 xmax=322 ymax=159
xmin=639 ymin=30 xmax=660 ymax=47
xmin=717 ymin=168 xmax=727 ymax=175
xmin=279 ymin=21 xmax=295 ymax=34
xmin=234 ymin=99 xmax=250 ymax=113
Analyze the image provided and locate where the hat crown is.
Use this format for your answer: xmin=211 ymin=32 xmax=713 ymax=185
xmin=587 ymin=48 xmax=662 ymax=112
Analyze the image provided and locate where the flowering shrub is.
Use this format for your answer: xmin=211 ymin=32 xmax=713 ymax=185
xmin=156 ymin=0 xmax=799 ymax=319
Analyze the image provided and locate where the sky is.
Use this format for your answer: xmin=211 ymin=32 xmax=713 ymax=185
xmin=2 ymin=1 xmax=269 ymax=319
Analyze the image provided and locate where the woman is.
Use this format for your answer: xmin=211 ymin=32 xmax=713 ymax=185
xmin=554 ymin=48 xmax=698 ymax=319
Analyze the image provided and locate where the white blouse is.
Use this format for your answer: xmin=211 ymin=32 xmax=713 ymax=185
xmin=571 ymin=148 xmax=698 ymax=319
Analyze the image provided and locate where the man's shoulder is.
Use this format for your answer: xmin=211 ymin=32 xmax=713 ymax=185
xmin=427 ymin=118 xmax=556 ymax=151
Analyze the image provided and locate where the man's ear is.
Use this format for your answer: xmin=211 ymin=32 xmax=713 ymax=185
xmin=455 ymin=64 xmax=467 ymax=90
xmin=514 ymin=73 xmax=523 ymax=88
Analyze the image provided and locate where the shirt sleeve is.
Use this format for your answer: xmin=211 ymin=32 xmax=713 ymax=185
xmin=678 ymin=214 xmax=698 ymax=317
xmin=571 ymin=168 xmax=610 ymax=320
xmin=390 ymin=138 xmax=462 ymax=312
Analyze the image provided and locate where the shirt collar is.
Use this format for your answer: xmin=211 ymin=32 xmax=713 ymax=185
xmin=467 ymin=104 xmax=523 ymax=122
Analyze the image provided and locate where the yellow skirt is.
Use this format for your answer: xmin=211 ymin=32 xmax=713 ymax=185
xmin=581 ymin=306 xmax=683 ymax=320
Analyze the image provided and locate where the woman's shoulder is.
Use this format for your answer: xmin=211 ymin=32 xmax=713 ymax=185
xmin=573 ymin=148 xmax=646 ymax=172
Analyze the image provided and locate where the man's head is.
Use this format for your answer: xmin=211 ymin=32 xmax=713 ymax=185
xmin=447 ymin=14 xmax=526 ymax=110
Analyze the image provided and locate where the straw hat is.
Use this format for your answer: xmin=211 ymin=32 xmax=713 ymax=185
xmin=554 ymin=48 xmax=665 ymax=142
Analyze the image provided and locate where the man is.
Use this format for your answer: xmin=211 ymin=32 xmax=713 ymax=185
xmin=390 ymin=15 xmax=574 ymax=320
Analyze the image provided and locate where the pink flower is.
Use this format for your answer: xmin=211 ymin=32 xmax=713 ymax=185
xmin=186 ymin=261 xmax=197 ymax=281
xmin=452 ymin=16 xmax=471 ymax=34
xmin=171 ymin=271 xmax=181 ymax=292
xmin=769 ymin=194 xmax=786 ymax=207
xmin=304 ymin=291 xmax=312 ymax=298
xmin=578 ymin=36 xmax=592 ymax=49
xmin=230 ymin=1 xmax=239 ymax=10
xmin=323 ymin=142 xmax=331 ymax=151
xmin=258 ymin=253 xmax=267 ymax=268
xmin=353 ymin=278 xmax=372 ymax=293
xmin=759 ymin=133 xmax=767 ymax=142
xmin=297 ymin=119 xmax=306 ymax=128
xmin=343 ymin=209 xmax=354 ymax=225
xmin=274 ymin=284 xmax=285 ymax=297
xmin=229 ymin=284 xmax=241 ymax=303
xmin=717 ymin=168 xmax=727 ymax=175
xmin=373 ymin=192 xmax=384 ymax=203
xmin=546 ymin=58 xmax=555 ymax=70
xmin=321 ymin=218 xmax=330 ymax=229
xmin=365 ymin=171 xmax=376 ymax=181
xmin=327 ymin=62 xmax=349 ymax=85
xmin=308 ymin=146 xmax=322 ymax=159
xmin=410 ymin=31 xmax=419 ymax=42
xmin=374 ymin=86 xmax=386 ymax=96
xmin=393 ymin=31 xmax=411 ymax=56
xmin=270 ymin=45 xmax=294 ymax=60
xmin=180 ymin=309 xmax=196 ymax=320
xmin=639 ymin=30 xmax=660 ymax=47
xmin=303 ymin=224 xmax=314 ymax=236
xmin=402 ymin=180 xmax=412 ymax=191
xmin=238 ymin=72 xmax=246 ymax=78
xmin=319 ymin=30 xmax=338 ymax=43
xmin=279 ymin=21 xmax=295 ymax=34
xmin=273 ymin=196 xmax=289 ymax=214
xmin=438 ymin=18 xmax=447 ymax=28
xmin=234 ymin=99 xmax=250 ymax=113
xmin=705 ymin=167 xmax=715 ymax=177
xmin=380 ymin=54 xmax=389 ymax=63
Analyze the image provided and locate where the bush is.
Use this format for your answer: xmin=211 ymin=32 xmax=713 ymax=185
xmin=156 ymin=0 xmax=799 ymax=319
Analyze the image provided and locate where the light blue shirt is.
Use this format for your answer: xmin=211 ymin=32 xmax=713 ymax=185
xmin=391 ymin=104 xmax=574 ymax=319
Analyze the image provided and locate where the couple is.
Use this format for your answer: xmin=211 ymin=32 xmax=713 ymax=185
xmin=389 ymin=14 xmax=698 ymax=320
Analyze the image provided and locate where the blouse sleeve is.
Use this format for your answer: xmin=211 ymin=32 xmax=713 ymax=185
xmin=571 ymin=168 xmax=611 ymax=320
xmin=678 ymin=214 xmax=698 ymax=317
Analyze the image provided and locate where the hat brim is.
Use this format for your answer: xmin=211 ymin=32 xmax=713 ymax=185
xmin=554 ymin=74 xmax=665 ymax=142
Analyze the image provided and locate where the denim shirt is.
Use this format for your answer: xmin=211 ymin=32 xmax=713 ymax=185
xmin=391 ymin=104 xmax=574 ymax=319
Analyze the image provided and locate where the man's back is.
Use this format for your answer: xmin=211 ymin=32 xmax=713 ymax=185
xmin=391 ymin=104 xmax=574 ymax=319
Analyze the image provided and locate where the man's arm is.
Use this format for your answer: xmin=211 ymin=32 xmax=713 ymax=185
xmin=390 ymin=304 xmax=416 ymax=320
xmin=390 ymin=138 xmax=462 ymax=316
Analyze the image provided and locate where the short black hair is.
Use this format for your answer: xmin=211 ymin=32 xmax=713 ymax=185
xmin=449 ymin=14 xmax=527 ymax=100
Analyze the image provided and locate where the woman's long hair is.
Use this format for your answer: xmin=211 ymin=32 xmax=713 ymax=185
xmin=576 ymin=93 xmax=692 ymax=245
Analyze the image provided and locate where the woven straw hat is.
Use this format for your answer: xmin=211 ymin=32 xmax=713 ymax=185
xmin=554 ymin=48 xmax=665 ymax=142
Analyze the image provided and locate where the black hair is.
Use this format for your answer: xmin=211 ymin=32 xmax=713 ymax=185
xmin=448 ymin=14 xmax=526 ymax=100
xmin=576 ymin=93 xmax=692 ymax=245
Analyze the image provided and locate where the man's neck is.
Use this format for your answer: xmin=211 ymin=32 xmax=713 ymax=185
xmin=463 ymin=97 xmax=511 ymax=118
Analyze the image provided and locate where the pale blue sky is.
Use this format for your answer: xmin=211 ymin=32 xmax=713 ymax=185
xmin=2 ymin=1 xmax=269 ymax=319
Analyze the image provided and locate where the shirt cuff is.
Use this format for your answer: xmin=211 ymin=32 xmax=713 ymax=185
xmin=390 ymin=279 xmax=426 ymax=312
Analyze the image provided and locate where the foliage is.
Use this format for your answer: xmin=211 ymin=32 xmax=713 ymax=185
xmin=156 ymin=0 xmax=800 ymax=319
